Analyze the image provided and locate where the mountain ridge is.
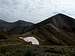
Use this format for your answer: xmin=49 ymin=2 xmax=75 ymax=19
xmin=33 ymin=13 xmax=75 ymax=32
xmin=30 ymin=13 xmax=75 ymax=45
xmin=0 ymin=19 xmax=34 ymax=34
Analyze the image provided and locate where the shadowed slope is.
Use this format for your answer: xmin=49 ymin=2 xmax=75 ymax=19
xmin=31 ymin=13 xmax=75 ymax=45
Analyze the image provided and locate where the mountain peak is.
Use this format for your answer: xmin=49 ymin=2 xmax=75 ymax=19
xmin=34 ymin=13 xmax=75 ymax=32
xmin=15 ymin=20 xmax=26 ymax=23
xmin=53 ymin=13 xmax=68 ymax=18
xmin=56 ymin=13 xmax=64 ymax=15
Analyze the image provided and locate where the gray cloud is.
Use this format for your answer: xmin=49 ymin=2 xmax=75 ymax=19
xmin=0 ymin=0 xmax=75 ymax=23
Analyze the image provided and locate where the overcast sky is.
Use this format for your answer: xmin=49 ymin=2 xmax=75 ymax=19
xmin=0 ymin=0 xmax=75 ymax=23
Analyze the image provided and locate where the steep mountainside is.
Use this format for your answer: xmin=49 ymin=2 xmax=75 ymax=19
xmin=34 ymin=13 xmax=75 ymax=32
xmin=31 ymin=13 xmax=75 ymax=45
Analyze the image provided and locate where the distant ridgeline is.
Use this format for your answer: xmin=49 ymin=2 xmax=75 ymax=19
xmin=0 ymin=20 xmax=33 ymax=34
xmin=0 ymin=13 xmax=75 ymax=45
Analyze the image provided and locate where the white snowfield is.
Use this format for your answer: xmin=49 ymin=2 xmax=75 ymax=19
xmin=19 ymin=37 xmax=39 ymax=45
